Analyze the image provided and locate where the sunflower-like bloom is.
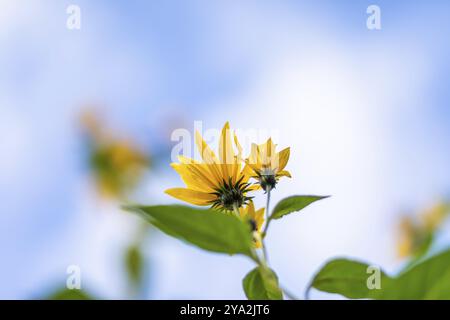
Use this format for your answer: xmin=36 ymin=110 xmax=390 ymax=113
xmin=239 ymin=201 xmax=265 ymax=248
xmin=245 ymin=138 xmax=291 ymax=191
xmin=165 ymin=122 xmax=255 ymax=211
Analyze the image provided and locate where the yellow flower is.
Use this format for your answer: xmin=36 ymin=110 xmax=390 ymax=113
xmin=165 ymin=122 xmax=256 ymax=211
xmin=420 ymin=202 xmax=449 ymax=232
xmin=79 ymin=108 xmax=150 ymax=199
xmin=92 ymin=140 xmax=149 ymax=198
xmin=396 ymin=201 xmax=450 ymax=259
xmin=397 ymin=216 xmax=416 ymax=258
xmin=245 ymin=138 xmax=291 ymax=191
xmin=239 ymin=201 xmax=265 ymax=248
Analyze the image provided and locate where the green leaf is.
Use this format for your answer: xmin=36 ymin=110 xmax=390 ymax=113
xmin=46 ymin=287 xmax=95 ymax=300
xmin=270 ymin=195 xmax=329 ymax=220
xmin=379 ymin=249 xmax=450 ymax=300
xmin=424 ymin=269 xmax=450 ymax=299
xmin=123 ymin=205 xmax=254 ymax=258
xmin=309 ymin=249 xmax=450 ymax=300
xmin=243 ymin=266 xmax=283 ymax=300
xmin=411 ymin=232 xmax=434 ymax=261
xmin=308 ymin=258 xmax=392 ymax=299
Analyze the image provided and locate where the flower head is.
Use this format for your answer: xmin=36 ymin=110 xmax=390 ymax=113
xmin=245 ymin=138 xmax=291 ymax=191
xmin=239 ymin=201 xmax=265 ymax=248
xmin=165 ymin=122 xmax=255 ymax=211
xmin=80 ymin=110 xmax=149 ymax=198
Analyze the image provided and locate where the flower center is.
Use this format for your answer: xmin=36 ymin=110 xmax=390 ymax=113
xmin=259 ymin=167 xmax=277 ymax=191
xmin=210 ymin=177 xmax=253 ymax=211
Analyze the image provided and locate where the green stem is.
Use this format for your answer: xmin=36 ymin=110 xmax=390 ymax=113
xmin=250 ymin=248 xmax=263 ymax=266
xmin=232 ymin=203 xmax=240 ymax=218
xmin=265 ymin=187 xmax=271 ymax=220
xmin=254 ymin=186 xmax=299 ymax=301
xmin=262 ymin=217 xmax=272 ymax=237
xmin=261 ymin=187 xmax=272 ymax=263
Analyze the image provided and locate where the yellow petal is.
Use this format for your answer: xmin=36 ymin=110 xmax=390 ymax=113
xmin=266 ymin=138 xmax=273 ymax=158
xmin=244 ymin=159 xmax=261 ymax=175
xmin=254 ymin=208 xmax=265 ymax=230
xmin=219 ymin=122 xmax=234 ymax=164
xmin=239 ymin=202 xmax=248 ymax=218
xmin=165 ymin=188 xmax=216 ymax=206
xmin=178 ymin=155 xmax=200 ymax=165
xmin=195 ymin=131 xmax=219 ymax=164
xmin=170 ymin=163 xmax=215 ymax=192
xmin=248 ymin=143 xmax=260 ymax=167
xmin=232 ymin=132 xmax=244 ymax=182
xmin=247 ymin=200 xmax=256 ymax=213
xmin=218 ymin=122 xmax=234 ymax=181
xmin=244 ymin=201 xmax=265 ymax=231
xmin=261 ymin=138 xmax=277 ymax=165
xmin=176 ymin=156 xmax=218 ymax=189
xmin=247 ymin=183 xmax=262 ymax=191
xmin=277 ymin=170 xmax=292 ymax=178
xmin=274 ymin=147 xmax=290 ymax=171
xmin=242 ymin=164 xmax=254 ymax=178
xmin=234 ymin=133 xmax=243 ymax=159
xmin=195 ymin=131 xmax=222 ymax=183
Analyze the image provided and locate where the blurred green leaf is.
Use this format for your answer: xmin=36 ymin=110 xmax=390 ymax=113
xmin=243 ymin=266 xmax=283 ymax=300
xmin=413 ymin=232 xmax=434 ymax=260
xmin=379 ymin=249 xmax=450 ymax=299
xmin=123 ymin=205 xmax=254 ymax=258
xmin=46 ymin=288 xmax=95 ymax=300
xmin=270 ymin=195 xmax=329 ymax=220
xmin=308 ymin=258 xmax=392 ymax=299
xmin=424 ymin=269 xmax=450 ymax=299
xmin=125 ymin=244 xmax=144 ymax=294
xmin=310 ymin=249 xmax=450 ymax=299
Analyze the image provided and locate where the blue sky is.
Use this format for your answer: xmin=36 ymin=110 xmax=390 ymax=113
xmin=0 ymin=0 xmax=449 ymax=298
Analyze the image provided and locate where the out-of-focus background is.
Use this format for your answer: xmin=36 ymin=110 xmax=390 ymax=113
xmin=1 ymin=0 xmax=449 ymax=299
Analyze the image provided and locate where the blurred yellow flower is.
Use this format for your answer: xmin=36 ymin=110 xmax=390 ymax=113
xmin=165 ymin=122 xmax=255 ymax=211
xmin=92 ymin=140 xmax=149 ymax=198
xmin=239 ymin=201 xmax=265 ymax=248
xmin=245 ymin=138 xmax=291 ymax=191
xmin=397 ymin=216 xmax=417 ymax=259
xmin=79 ymin=109 xmax=150 ymax=199
xmin=420 ymin=202 xmax=449 ymax=232
xmin=397 ymin=201 xmax=449 ymax=259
